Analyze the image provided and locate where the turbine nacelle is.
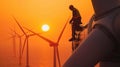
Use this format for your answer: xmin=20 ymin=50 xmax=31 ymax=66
xmin=49 ymin=43 xmax=58 ymax=47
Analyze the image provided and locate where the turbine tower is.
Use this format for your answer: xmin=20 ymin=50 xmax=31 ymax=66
xmin=24 ymin=18 xmax=69 ymax=67
xmin=9 ymin=28 xmax=17 ymax=57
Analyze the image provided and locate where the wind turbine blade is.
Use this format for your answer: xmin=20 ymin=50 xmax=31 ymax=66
xmin=29 ymin=33 xmax=38 ymax=37
xmin=21 ymin=37 xmax=27 ymax=56
xmin=9 ymin=28 xmax=21 ymax=38
xmin=24 ymin=27 xmax=55 ymax=45
xmin=13 ymin=30 xmax=20 ymax=37
xmin=9 ymin=27 xmax=18 ymax=36
xmin=56 ymin=47 xmax=61 ymax=67
xmin=57 ymin=17 xmax=70 ymax=43
xmin=12 ymin=16 xmax=27 ymax=35
xmin=9 ymin=27 xmax=14 ymax=32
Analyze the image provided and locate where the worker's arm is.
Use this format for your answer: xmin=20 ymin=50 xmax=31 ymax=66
xmin=69 ymin=18 xmax=73 ymax=24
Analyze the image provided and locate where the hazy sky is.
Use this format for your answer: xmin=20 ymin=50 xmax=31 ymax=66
xmin=0 ymin=0 xmax=94 ymax=67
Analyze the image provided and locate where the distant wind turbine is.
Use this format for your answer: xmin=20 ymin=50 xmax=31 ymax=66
xmin=12 ymin=16 xmax=37 ymax=67
xmin=13 ymin=31 xmax=24 ymax=66
xmin=24 ymin=17 xmax=70 ymax=67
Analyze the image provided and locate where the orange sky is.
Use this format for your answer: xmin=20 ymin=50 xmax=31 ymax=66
xmin=0 ymin=0 xmax=95 ymax=67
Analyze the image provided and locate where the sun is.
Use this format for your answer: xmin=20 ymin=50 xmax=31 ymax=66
xmin=41 ymin=24 xmax=50 ymax=32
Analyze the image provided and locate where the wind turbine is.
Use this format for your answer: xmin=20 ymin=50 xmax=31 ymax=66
xmin=13 ymin=31 xmax=24 ymax=66
xmin=9 ymin=28 xmax=23 ymax=66
xmin=12 ymin=16 xmax=37 ymax=67
xmin=10 ymin=28 xmax=35 ymax=66
xmin=24 ymin=18 xmax=70 ymax=67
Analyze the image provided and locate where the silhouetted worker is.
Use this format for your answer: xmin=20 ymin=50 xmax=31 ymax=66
xmin=69 ymin=5 xmax=83 ymax=41
xmin=63 ymin=0 xmax=120 ymax=67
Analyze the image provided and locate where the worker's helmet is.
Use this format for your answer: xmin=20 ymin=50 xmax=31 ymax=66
xmin=69 ymin=5 xmax=74 ymax=10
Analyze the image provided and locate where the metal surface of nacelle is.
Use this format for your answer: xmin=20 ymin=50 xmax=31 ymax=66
xmin=63 ymin=0 xmax=120 ymax=67
xmin=92 ymin=0 xmax=120 ymax=20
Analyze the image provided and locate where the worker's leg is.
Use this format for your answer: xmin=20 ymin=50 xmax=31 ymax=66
xmin=69 ymin=26 xmax=76 ymax=41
